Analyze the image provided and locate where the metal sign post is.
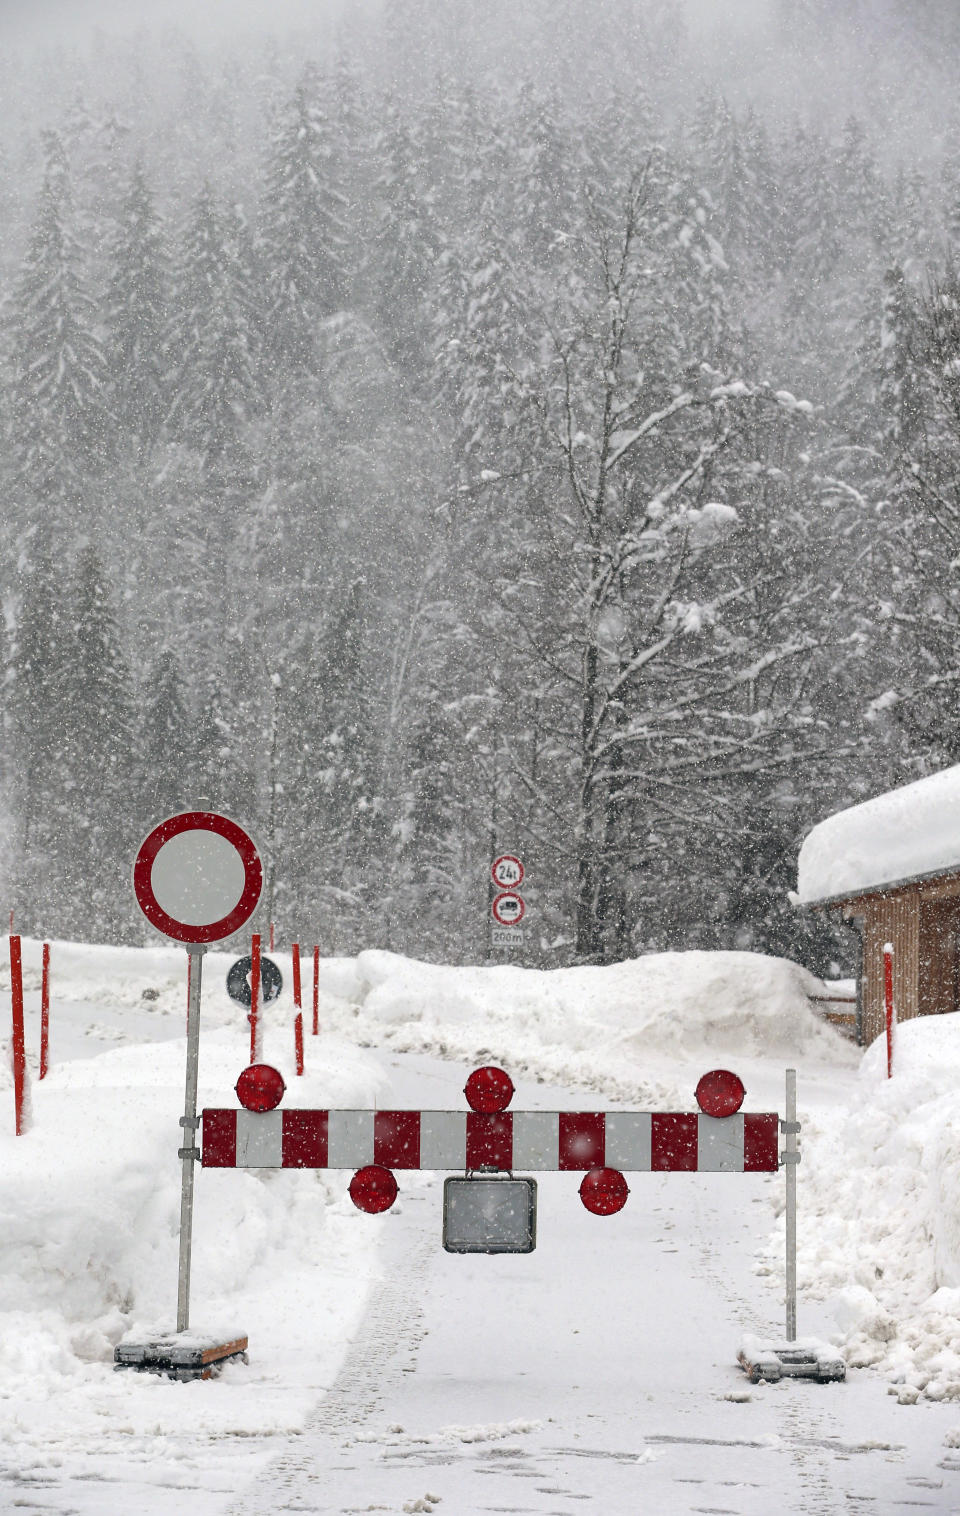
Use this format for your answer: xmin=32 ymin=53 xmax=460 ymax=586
xmin=785 ymin=1067 xmax=798 ymax=1343
xmin=122 ymin=810 xmax=263 ymax=1379
xmin=177 ymin=945 xmax=205 ymax=1333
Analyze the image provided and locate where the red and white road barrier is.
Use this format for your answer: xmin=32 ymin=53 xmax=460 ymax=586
xmin=883 ymin=940 xmax=895 ymax=1079
xmin=203 ymin=1103 xmax=779 ymax=1173
xmin=39 ymin=942 xmax=50 ymax=1080
xmin=9 ymin=935 xmax=26 ymax=1134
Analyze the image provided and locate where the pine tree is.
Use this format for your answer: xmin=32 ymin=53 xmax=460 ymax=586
xmin=104 ymin=163 xmax=169 ymax=446
xmin=8 ymin=132 xmax=110 ymax=517
xmin=60 ymin=546 xmax=135 ymax=940
xmin=165 ymin=182 xmax=262 ymax=462
xmin=260 ymin=67 xmax=351 ymax=372
xmin=8 ymin=545 xmax=75 ymax=933
xmin=137 ymin=649 xmax=194 ymax=828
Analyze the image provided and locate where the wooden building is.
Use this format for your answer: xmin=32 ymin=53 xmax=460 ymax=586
xmin=795 ymin=766 xmax=960 ymax=1047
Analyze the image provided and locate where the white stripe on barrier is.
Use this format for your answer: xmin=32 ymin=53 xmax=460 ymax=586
xmin=328 ymin=1109 xmax=375 ymax=1168
xmin=698 ymin=1113 xmax=744 ymax=1172
xmin=420 ymin=1111 xmax=467 ymax=1169
xmin=237 ymin=1109 xmax=282 ymax=1167
xmin=512 ymin=1111 xmax=560 ymax=1169
xmin=605 ymin=1112 xmax=652 ymax=1171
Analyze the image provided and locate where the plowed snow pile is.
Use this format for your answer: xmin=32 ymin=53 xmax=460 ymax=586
xmin=343 ymin=947 xmax=845 ymax=1104
xmin=763 ymin=1011 xmax=960 ymax=1403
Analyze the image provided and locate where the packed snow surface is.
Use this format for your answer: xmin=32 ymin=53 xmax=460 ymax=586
xmin=5 ymin=936 xmax=960 ymax=1507
xmin=796 ymin=762 xmax=960 ymax=902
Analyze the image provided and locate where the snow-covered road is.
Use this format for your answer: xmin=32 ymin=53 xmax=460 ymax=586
xmin=225 ymin=1052 xmax=960 ymax=1516
xmin=4 ymin=944 xmax=960 ymax=1515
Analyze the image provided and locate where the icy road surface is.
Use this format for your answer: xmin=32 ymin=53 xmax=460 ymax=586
xmin=225 ymin=1053 xmax=959 ymax=1516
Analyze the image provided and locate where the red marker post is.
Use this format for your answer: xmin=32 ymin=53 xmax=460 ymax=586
xmin=312 ymin=946 xmax=319 ymax=1036
xmin=40 ymin=942 xmax=50 ymax=1080
xmin=292 ymin=942 xmax=303 ymax=1076
xmin=9 ymin=935 xmax=26 ymax=1134
xmin=883 ymin=941 xmax=895 ymax=1079
xmin=249 ymin=933 xmax=262 ymax=1065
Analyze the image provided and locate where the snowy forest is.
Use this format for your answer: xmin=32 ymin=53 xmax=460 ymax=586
xmin=2 ymin=0 xmax=960 ymax=969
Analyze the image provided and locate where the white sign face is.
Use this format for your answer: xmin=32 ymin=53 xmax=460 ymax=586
xmin=135 ymin=810 xmax=262 ymax=943
xmin=492 ymin=854 xmax=524 ymax=889
xmin=151 ymin=827 xmax=248 ymax=926
xmin=492 ymin=927 xmax=524 ymax=947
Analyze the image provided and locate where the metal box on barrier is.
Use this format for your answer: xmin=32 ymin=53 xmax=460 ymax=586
xmin=442 ymin=1175 xmax=537 ymax=1254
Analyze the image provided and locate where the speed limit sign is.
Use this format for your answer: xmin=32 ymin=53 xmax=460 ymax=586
xmin=492 ymin=854 xmax=524 ymax=890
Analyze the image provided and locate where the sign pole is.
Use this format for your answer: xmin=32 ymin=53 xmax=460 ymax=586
xmin=177 ymin=944 xmax=206 ymax=1334
xmin=785 ymin=1067 xmax=798 ymax=1343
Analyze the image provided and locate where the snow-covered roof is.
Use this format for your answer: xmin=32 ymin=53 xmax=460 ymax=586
xmin=796 ymin=765 xmax=960 ymax=905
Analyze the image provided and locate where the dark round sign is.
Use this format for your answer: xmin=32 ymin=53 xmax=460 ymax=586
xmin=133 ymin=811 xmax=262 ymax=944
xmin=226 ymin=955 xmax=283 ymax=1008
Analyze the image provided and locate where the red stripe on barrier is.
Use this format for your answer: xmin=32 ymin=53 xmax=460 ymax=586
xmin=466 ymin=1111 xmax=513 ymax=1169
xmin=374 ymin=1110 xmax=421 ymax=1169
xmin=743 ymin=1112 xmax=779 ymax=1172
xmin=202 ymin=1109 xmax=237 ymax=1166
xmin=558 ymin=1112 xmax=605 ymax=1170
xmin=652 ymin=1113 xmax=698 ymax=1170
xmin=283 ymin=1109 xmax=328 ymax=1167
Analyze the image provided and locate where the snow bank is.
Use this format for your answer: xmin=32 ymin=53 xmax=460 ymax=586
xmin=767 ymin=1011 xmax=960 ymax=1401
xmin=0 ymin=1008 xmax=386 ymax=1448
xmin=796 ymin=763 xmax=960 ymax=902
xmin=350 ymin=947 xmax=848 ymax=1103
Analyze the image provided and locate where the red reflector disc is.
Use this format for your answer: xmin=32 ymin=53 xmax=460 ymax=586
xmin=349 ymin=1165 xmax=398 ymax=1214
xmin=579 ymin=1166 xmax=629 ymax=1216
xmin=235 ymin=1063 xmax=286 ymax=1112
xmin=694 ymin=1069 xmax=746 ymax=1118
xmin=464 ymin=1065 xmax=515 ymax=1113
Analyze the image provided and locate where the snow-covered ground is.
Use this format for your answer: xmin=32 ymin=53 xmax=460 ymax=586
xmin=1 ymin=938 xmax=960 ymax=1511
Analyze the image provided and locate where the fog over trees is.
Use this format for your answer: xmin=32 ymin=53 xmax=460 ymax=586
xmin=1 ymin=0 xmax=959 ymax=969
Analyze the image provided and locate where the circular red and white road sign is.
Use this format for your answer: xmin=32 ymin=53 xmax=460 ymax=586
xmin=133 ymin=811 xmax=262 ymax=944
xmin=492 ymin=890 xmax=525 ymax=926
xmin=491 ymin=853 xmax=524 ymax=890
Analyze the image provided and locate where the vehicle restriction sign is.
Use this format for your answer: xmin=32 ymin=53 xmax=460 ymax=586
xmin=491 ymin=854 xmax=524 ymax=890
xmin=133 ymin=811 xmax=262 ymax=944
xmin=492 ymin=891 xmax=526 ymax=927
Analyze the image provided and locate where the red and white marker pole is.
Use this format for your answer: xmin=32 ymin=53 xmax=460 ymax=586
xmin=269 ymin=921 xmax=275 ymax=953
xmin=40 ymin=942 xmax=50 ymax=1080
xmin=292 ymin=942 xmax=303 ymax=1075
xmin=312 ymin=946 xmax=319 ymax=1036
xmin=883 ymin=941 xmax=895 ymax=1080
xmin=9 ymin=934 xmax=26 ymax=1134
xmin=249 ymin=933 xmax=262 ymax=1064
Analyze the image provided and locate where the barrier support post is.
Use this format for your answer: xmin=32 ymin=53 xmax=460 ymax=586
xmin=177 ymin=944 xmax=205 ymax=1334
xmin=785 ymin=1067 xmax=798 ymax=1343
xmin=40 ymin=942 xmax=49 ymax=1080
